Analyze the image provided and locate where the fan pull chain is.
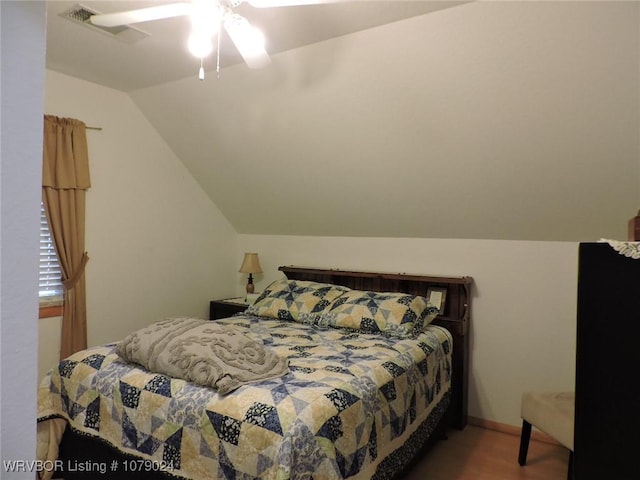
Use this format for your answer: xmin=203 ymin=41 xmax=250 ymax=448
xmin=216 ymin=22 xmax=222 ymax=79
xmin=199 ymin=58 xmax=205 ymax=80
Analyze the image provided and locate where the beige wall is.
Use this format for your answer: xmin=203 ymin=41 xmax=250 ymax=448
xmin=238 ymin=234 xmax=578 ymax=428
xmin=39 ymin=71 xmax=239 ymax=379
xmin=131 ymin=1 xmax=640 ymax=242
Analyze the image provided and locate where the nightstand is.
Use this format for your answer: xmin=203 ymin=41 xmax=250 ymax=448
xmin=209 ymin=298 xmax=249 ymax=320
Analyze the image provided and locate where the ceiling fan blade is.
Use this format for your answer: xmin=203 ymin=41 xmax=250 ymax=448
xmin=224 ymin=14 xmax=271 ymax=69
xmin=90 ymin=2 xmax=192 ymax=28
xmin=248 ymin=0 xmax=354 ymax=7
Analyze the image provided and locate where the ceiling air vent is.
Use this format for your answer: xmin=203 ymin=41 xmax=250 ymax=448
xmin=59 ymin=3 xmax=151 ymax=44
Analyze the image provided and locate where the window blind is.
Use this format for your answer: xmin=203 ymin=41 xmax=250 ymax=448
xmin=39 ymin=203 xmax=63 ymax=300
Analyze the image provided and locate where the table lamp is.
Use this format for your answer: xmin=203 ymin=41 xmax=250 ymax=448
xmin=239 ymin=252 xmax=262 ymax=294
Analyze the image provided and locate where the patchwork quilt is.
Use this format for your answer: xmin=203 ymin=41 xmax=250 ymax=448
xmin=37 ymin=314 xmax=452 ymax=480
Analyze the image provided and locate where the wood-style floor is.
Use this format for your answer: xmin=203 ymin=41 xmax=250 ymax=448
xmin=403 ymin=425 xmax=570 ymax=480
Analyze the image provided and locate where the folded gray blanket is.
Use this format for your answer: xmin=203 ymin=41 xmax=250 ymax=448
xmin=116 ymin=317 xmax=289 ymax=394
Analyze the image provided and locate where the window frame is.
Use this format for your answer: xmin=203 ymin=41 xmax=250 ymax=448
xmin=39 ymin=202 xmax=64 ymax=318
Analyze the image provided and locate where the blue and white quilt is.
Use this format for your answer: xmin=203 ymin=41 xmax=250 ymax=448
xmin=37 ymin=314 xmax=452 ymax=479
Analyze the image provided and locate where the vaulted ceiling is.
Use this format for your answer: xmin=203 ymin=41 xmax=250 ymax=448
xmin=45 ymin=1 xmax=640 ymax=241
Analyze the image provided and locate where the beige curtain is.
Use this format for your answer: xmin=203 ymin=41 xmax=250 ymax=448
xmin=42 ymin=115 xmax=91 ymax=359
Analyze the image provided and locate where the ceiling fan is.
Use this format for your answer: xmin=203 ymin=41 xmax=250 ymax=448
xmin=90 ymin=0 xmax=348 ymax=77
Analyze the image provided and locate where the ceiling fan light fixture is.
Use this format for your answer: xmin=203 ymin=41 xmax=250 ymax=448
xmin=190 ymin=0 xmax=223 ymax=37
xmin=236 ymin=26 xmax=266 ymax=58
xmin=224 ymin=14 xmax=270 ymax=69
xmin=88 ymin=0 xmax=273 ymax=76
xmin=188 ymin=32 xmax=214 ymax=58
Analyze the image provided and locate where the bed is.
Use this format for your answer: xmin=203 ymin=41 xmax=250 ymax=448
xmin=37 ymin=266 xmax=472 ymax=479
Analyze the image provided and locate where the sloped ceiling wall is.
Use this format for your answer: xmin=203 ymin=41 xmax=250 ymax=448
xmin=130 ymin=1 xmax=640 ymax=241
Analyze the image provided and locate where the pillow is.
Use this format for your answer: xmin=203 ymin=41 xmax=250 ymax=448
xmin=418 ymin=307 xmax=441 ymax=333
xmin=318 ymin=290 xmax=437 ymax=338
xmin=246 ymin=279 xmax=350 ymax=322
xmin=116 ymin=318 xmax=289 ymax=394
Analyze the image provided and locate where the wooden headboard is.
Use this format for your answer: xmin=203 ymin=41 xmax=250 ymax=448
xmin=279 ymin=266 xmax=473 ymax=430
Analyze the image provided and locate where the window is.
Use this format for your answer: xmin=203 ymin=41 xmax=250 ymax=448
xmin=39 ymin=202 xmax=63 ymax=304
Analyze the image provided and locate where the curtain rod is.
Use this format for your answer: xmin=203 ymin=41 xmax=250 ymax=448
xmin=46 ymin=114 xmax=102 ymax=130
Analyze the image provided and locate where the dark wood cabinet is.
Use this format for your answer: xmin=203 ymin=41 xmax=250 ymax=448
xmin=575 ymin=242 xmax=640 ymax=480
xmin=209 ymin=298 xmax=248 ymax=320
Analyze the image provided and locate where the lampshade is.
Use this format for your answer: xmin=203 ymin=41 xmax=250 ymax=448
xmin=239 ymin=253 xmax=262 ymax=274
